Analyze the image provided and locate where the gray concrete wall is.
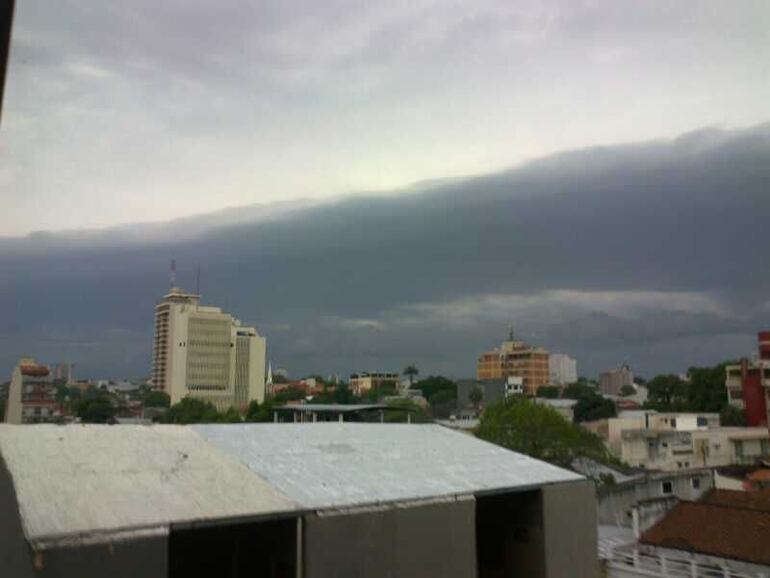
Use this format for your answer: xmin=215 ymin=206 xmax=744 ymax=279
xmin=303 ymin=497 xmax=477 ymax=578
xmin=0 ymin=455 xmax=35 ymax=578
xmin=542 ymin=480 xmax=598 ymax=578
xmin=35 ymin=535 xmax=167 ymax=578
xmin=597 ymin=471 xmax=711 ymax=526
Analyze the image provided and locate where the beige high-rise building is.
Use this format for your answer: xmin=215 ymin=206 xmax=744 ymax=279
xmin=4 ymin=358 xmax=61 ymax=424
xmin=152 ymin=287 xmax=266 ymax=411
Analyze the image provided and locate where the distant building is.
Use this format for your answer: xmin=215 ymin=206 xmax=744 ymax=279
xmin=4 ymin=358 xmax=62 ymax=425
xmin=457 ymin=376 xmax=523 ymax=413
xmin=599 ymin=364 xmax=634 ymax=396
xmin=549 ymin=353 xmax=577 ymax=385
xmin=348 ymin=372 xmax=399 ymax=396
xmin=53 ymin=362 xmax=74 ymax=385
xmin=725 ymin=330 xmax=770 ymax=426
xmin=151 ymin=287 xmax=267 ymax=411
xmin=476 ymin=330 xmax=550 ymax=395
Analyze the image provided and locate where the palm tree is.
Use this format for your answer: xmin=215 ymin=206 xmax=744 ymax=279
xmin=403 ymin=365 xmax=419 ymax=388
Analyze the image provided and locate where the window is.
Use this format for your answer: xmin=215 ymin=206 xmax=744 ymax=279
xmin=696 ymin=417 xmax=707 ymax=427
xmin=670 ymin=418 xmax=676 ymax=428
xmin=661 ymin=481 xmax=673 ymax=494
xmin=735 ymin=440 xmax=744 ymax=458
xmin=692 ymin=477 xmax=701 ymax=490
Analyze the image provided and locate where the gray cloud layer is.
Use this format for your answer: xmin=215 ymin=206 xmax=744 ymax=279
xmin=1 ymin=125 xmax=769 ymax=380
xmin=3 ymin=0 xmax=769 ymax=233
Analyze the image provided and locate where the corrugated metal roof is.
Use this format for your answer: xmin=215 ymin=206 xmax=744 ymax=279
xmin=195 ymin=423 xmax=582 ymax=510
xmin=0 ymin=425 xmax=297 ymax=548
xmin=277 ymin=403 xmax=389 ymax=412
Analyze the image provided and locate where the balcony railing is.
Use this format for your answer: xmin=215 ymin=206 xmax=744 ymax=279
xmin=608 ymin=547 xmax=766 ymax=578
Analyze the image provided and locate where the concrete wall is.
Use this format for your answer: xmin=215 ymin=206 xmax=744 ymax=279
xmin=597 ymin=471 xmax=712 ymax=526
xmin=35 ymin=535 xmax=167 ymax=578
xmin=303 ymin=497 xmax=477 ymax=578
xmin=542 ymin=481 xmax=598 ymax=578
xmin=0 ymin=455 xmax=34 ymax=578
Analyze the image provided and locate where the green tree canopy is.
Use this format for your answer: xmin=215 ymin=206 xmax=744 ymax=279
xmin=536 ymin=385 xmax=560 ymax=399
xmin=686 ymin=364 xmax=730 ymax=412
xmin=402 ymin=365 xmax=419 ymax=386
xmin=619 ymin=385 xmax=636 ymax=397
xmin=245 ymin=399 xmax=275 ymax=422
xmin=469 ymin=386 xmax=483 ymax=408
xmin=562 ymin=382 xmax=596 ymax=400
xmin=76 ymin=395 xmax=117 ymax=424
xmin=720 ymin=404 xmax=747 ymax=426
xmin=645 ymin=374 xmax=689 ymax=410
xmin=165 ymin=397 xmax=221 ymax=424
xmin=573 ymin=394 xmax=616 ymax=423
xmin=477 ymin=397 xmax=614 ymax=469
xmin=143 ymin=390 xmax=171 ymax=408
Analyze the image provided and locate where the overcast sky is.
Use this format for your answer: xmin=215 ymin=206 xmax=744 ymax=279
xmin=2 ymin=0 xmax=769 ymax=235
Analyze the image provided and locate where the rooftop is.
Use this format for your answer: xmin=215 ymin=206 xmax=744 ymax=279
xmin=640 ymin=495 xmax=770 ymax=566
xmin=276 ymin=403 xmax=394 ymax=413
xmin=0 ymin=423 xmax=581 ymax=551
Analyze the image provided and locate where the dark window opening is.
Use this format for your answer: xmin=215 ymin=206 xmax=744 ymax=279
xmin=661 ymin=481 xmax=673 ymax=494
xmin=169 ymin=517 xmax=297 ymax=578
xmin=476 ymin=490 xmax=544 ymax=578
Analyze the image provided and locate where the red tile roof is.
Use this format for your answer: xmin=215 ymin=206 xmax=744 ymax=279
xmin=640 ymin=495 xmax=770 ymax=565
xmin=699 ymin=488 xmax=770 ymax=513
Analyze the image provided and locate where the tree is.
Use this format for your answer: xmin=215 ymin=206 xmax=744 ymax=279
xmin=619 ymin=385 xmax=636 ymax=397
xmin=720 ymin=405 xmax=747 ymax=427
xmin=413 ymin=376 xmax=456 ymax=400
xmin=165 ymin=397 xmax=221 ymax=424
xmin=383 ymin=399 xmax=429 ymax=423
xmin=477 ymin=397 xmax=614 ymax=469
xmin=573 ymin=394 xmax=616 ymax=423
xmin=76 ymin=396 xmax=117 ymax=423
xmin=403 ymin=365 xmax=419 ymax=387
xmin=245 ymin=399 xmax=275 ymax=422
xmin=332 ymin=383 xmax=357 ymax=405
xmin=361 ymin=380 xmax=398 ymax=402
xmin=469 ymin=386 xmax=483 ymax=410
xmin=686 ymin=363 xmax=730 ymax=412
xmin=562 ymin=382 xmax=596 ymax=400
xmin=143 ymin=390 xmax=171 ymax=408
xmin=219 ymin=407 xmax=243 ymax=423
xmin=646 ymin=374 xmax=688 ymax=410
xmin=536 ymin=385 xmax=560 ymax=399
xmin=427 ymin=389 xmax=457 ymax=418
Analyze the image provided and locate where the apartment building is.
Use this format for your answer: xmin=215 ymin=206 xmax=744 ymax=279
xmin=3 ymin=358 xmax=62 ymax=425
xmin=151 ymin=287 xmax=266 ymax=410
xmin=620 ymin=427 xmax=770 ymax=471
xmin=599 ymin=364 xmax=634 ymax=395
xmin=725 ymin=330 xmax=770 ymax=426
xmin=549 ymin=353 xmax=577 ymax=385
xmin=348 ymin=371 xmax=399 ymax=395
xmin=476 ymin=332 xmax=550 ymax=395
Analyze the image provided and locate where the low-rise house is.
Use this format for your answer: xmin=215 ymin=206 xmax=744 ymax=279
xmin=348 ymin=371 xmax=400 ymax=395
xmin=0 ymin=423 xmax=597 ymax=578
xmin=607 ymin=489 xmax=770 ymax=577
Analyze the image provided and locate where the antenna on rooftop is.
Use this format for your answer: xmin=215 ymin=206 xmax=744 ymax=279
xmin=170 ymin=259 xmax=176 ymax=289
xmin=196 ymin=265 xmax=201 ymax=298
xmin=508 ymin=324 xmax=515 ymax=341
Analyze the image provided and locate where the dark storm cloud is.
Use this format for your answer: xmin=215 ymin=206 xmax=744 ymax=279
xmin=1 ymin=125 xmax=769 ymax=379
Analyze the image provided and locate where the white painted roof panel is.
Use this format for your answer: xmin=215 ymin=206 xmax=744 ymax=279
xmin=195 ymin=423 xmax=582 ymax=510
xmin=0 ymin=425 xmax=297 ymax=548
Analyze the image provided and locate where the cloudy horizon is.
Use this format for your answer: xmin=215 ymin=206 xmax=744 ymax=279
xmin=3 ymin=0 xmax=770 ymax=235
xmin=1 ymin=123 xmax=769 ymax=381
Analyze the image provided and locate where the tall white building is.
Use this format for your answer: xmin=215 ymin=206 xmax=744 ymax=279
xmin=152 ymin=287 xmax=266 ymax=411
xmin=549 ymin=353 xmax=577 ymax=385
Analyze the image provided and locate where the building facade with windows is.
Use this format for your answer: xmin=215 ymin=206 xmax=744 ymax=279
xmin=725 ymin=331 xmax=770 ymax=426
xmin=476 ymin=333 xmax=550 ymax=395
xmin=599 ymin=364 xmax=634 ymax=396
xmin=151 ymin=287 xmax=266 ymax=410
xmin=549 ymin=353 xmax=577 ymax=385
xmin=348 ymin=372 xmax=400 ymax=395
xmin=4 ymin=358 xmax=62 ymax=425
